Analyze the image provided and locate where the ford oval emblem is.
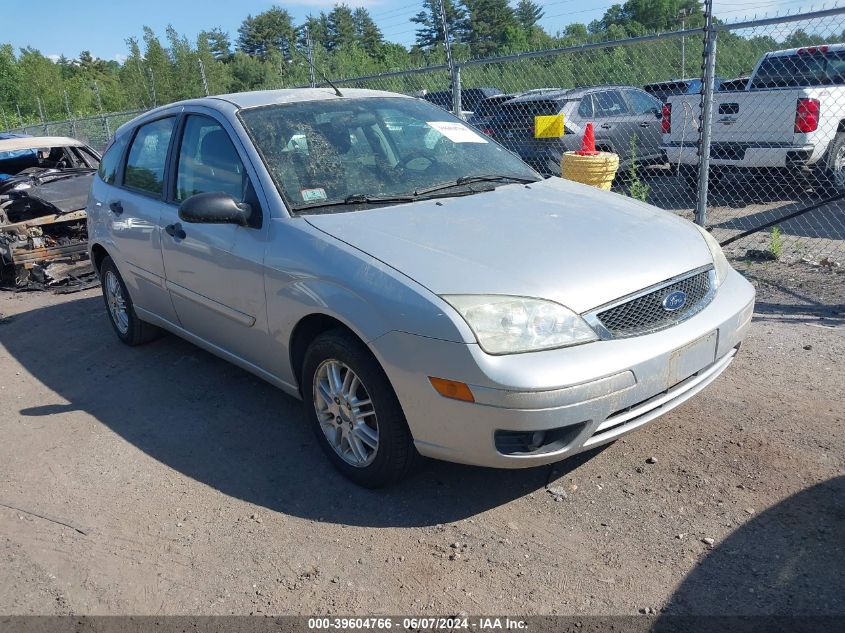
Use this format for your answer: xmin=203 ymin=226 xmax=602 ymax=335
xmin=662 ymin=290 xmax=687 ymax=312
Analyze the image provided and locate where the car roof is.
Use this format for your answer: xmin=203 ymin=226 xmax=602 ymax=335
xmin=0 ymin=136 xmax=86 ymax=152
xmin=206 ymin=88 xmax=411 ymax=109
xmin=504 ymin=85 xmax=638 ymax=104
xmin=766 ymin=42 xmax=845 ymax=57
xmin=115 ymin=88 xmax=416 ymax=137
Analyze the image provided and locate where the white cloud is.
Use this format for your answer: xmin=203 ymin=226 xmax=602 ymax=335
xmin=46 ymin=54 xmax=61 ymax=63
xmin=113 ymin=53 xmax=128 ymax=64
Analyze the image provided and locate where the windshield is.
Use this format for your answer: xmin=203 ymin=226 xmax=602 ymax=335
xmin=239 ymin=97 xmax=539 ymax=213
xmin=751 ymin=50 xmax=845 ymax=89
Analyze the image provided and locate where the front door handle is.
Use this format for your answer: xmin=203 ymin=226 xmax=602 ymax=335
xmin=639 ymin=121 xmax=651 ymax=127
xmin=109 ymin=201 xmax=123 ymax=215
xmin=600 ymin=123 xmax=613 ymax=129
xmin=164 ymin=223 xmax=186 ymax=240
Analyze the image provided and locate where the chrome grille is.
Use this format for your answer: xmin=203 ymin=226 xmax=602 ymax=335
xmin=593 ymin=270 xmax=713 ymax=338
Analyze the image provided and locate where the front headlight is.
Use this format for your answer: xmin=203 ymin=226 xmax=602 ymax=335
xmin=442 ymin=295 xmax=598 ymax=355
xmin=694 ymin=224 xmax=731 ymax=285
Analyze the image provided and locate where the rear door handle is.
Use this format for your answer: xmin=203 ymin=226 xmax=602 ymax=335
xmin=600 ymin=123 xmax=613 ymax=129
xmin=639 ymin=122 xmax=651 ymax=127
xmin=109 ymin=201 xmax=123 ymax=215
xmin=164 ymin=223 xmax=186 ymax=240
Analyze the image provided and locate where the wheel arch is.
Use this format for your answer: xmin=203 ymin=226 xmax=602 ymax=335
xmin=90 ymin=242 xmax=110 ymax=275
xmin=289 ymin=312 xmax=373 ymax=397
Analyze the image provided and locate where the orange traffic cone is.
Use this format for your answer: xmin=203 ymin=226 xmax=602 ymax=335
xmin=575 ymin=122 xmax=599 ymax=156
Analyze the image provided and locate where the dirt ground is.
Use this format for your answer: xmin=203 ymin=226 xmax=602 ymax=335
xmin=0 ymin=269 xmax=843 ymax=617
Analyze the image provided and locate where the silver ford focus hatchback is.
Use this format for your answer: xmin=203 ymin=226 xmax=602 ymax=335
xmin=87 ymin=88 xmax=755 ymax=487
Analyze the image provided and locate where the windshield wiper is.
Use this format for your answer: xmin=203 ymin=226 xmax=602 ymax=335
xmin=413 ymin=174 xmax=538 ymax=196
xmin=294 ymin=193 xmax=418 ymax=212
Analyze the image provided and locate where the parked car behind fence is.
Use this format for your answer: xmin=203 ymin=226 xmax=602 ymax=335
xmin=489 ymin=86 xmax=665 ymax=175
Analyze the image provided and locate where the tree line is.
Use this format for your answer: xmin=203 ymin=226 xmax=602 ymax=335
xmin=0 ymin=0 xmax=836 ymax=128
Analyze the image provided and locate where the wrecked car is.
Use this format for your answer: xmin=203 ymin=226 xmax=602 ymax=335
xmin=0 ymin=135 xmax=100 ymax=288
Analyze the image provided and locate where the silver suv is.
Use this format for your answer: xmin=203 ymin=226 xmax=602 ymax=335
xmin=489 ymin=86 xmax=665 ymax=175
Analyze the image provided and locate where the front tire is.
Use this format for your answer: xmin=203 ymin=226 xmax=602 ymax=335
xmin=99 ymin=256 xmax=161 ymax=346
xmin=302 ymin=329 xmax=418 ymax=488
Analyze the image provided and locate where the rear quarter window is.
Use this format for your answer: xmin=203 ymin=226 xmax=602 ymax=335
xmin=98 ymin=135 xmax=128 ymax=184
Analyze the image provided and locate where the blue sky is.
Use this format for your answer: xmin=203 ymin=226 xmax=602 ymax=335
xmin=0 ymin=0 xmax=825 ymax=61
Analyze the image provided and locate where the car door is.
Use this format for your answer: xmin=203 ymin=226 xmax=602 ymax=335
xmin=105 ymin=116 xmax=180 ymax=323
xmin=623 ymin=88 xmax=664 ymax=162
xmin=159 ymin=111 xmax=270 ymax=370
xmin=591 ymin=90 xmax=633 ymax=159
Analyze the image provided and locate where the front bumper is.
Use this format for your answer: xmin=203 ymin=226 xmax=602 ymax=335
xmin=368 ymin=268 xmax=755 ymax=469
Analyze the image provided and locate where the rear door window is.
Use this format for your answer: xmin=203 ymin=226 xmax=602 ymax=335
xmin=98 ymin=134 xmax=129 ymax=185
xmin=577 ymin=96 xmax=594 ymax=118
xmin=626 ymin=89 xmax=661 ymax=115
xmin=593 ymin=91 xmax=630 ymax=117
xmin=123 ymin=117 xmax=175 ymax=196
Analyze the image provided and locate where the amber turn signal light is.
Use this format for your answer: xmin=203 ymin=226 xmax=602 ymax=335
xmin=428 ymin=377 xmax=475 ymax=403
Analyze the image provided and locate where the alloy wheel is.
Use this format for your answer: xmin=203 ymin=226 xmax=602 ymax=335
xmin=104 ymin=270 xmax=129 ymax=335
xmin=312 ymin=359 xmax=379 ymax=467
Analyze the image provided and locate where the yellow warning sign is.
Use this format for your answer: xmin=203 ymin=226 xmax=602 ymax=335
xmin=534 ymin=114 xmax=565 ymax=138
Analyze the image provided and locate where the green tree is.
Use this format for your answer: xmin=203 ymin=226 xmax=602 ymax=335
xmin=229 ymin=51 xmax=274 ymax=91
xmin=410 ymin=0 xmax=467 ymax=49
xmin=141 ymin=27 xmax=176 ymax=106
xmin=463 ymin=0 xmax=518 ymax=57
xmin=353 ymin=8 xmax=384 ymax=58
xmin=326 ymin=5 xmax=357 ymax=52
xmin=515 ymin=0 xmax=544 ymax=31
xmin=237 ymin=6 xmax=296 ymax=60
xmin=0 ymin=45 xmax=21 ymax=115
xmin=197 ymin=32 xmax=233 ymax=94
xmin=200 ymin=28 xmax=232 ymax=61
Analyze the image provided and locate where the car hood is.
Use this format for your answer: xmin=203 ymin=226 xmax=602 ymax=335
xmin=303 ymin=178 xmax=713 ymax=314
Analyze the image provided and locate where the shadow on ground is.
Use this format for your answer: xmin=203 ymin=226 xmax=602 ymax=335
xmin=654 ymin=476 xmax=845 ymax=630
xmin=1 ymin=294 xmax=607 ymax=528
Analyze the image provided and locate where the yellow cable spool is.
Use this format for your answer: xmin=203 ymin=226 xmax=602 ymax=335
xmin=560 ymin=151 xmax=620 ymax=191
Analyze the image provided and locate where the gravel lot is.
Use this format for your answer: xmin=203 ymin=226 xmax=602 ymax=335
xmin=0 ymin=267 xmax=843 ymax=616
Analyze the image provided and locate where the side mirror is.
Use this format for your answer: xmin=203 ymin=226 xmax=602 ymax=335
xmin=179 ymin=192 xmax=251 ymax=226
xmin=653 ymin=107 xmax=663 ymax=119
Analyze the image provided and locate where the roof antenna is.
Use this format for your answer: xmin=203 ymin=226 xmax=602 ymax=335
xmin=287 ymin=38 xmax=343 ymax=97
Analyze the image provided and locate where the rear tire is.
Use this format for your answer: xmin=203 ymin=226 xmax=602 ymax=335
xmin=302 ymin=329 xmax=418 ymax=488
xmin=99 ymin=256 xmax=161 ymax=346
xmin=814 ymin=132 xmax=845 ymax=196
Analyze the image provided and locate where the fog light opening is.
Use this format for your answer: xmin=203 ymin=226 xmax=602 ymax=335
xmin=527 ymin=430 xmax=546 ymax=451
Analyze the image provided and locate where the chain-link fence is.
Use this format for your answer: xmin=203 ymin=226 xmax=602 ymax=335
xmin=323 ymin=8 xmax=845 ymax=273
xmin=3 ymin=6 xmax=845 ymax=279
xmin=7 ymin=109 xmax=146 ymax=153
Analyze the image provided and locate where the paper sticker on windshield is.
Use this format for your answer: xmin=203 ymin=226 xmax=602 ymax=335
xmin=301 ymin=187 xmax=327 ymax=202
xmin=426 ymin=121 xmax=488 ymax=144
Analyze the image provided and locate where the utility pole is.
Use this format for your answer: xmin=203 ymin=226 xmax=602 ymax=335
xmin=678 ymin=7 xmax=692 ymax=80
xmin=15 ymin=103 xmax=23 ymax=127
xmin=198 ymin=58 xmax=210 ymax=96
xmin=93 ymin=81 xmax=111 ymax=139
xmin=436 ymin=0 xmax=461 ymax=117
xmin=147 ymin=67 xmax=157 ymax=107
xmin=36 ymin=96 xmax=48 ymax=134
xmin=695 ymin=0 xmax=717 ymax=227
xmin=63 ymin=90 xmax=78 ymax=138
xmin=305 ymin=26 xmax=316 ymax=88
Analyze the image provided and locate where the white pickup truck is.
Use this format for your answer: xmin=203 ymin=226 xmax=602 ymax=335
xmin=662 ymin=43 xmax=845 ymax=193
